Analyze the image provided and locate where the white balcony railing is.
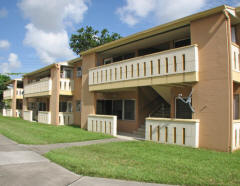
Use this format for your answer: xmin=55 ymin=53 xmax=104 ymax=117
xmin=2 ymin=109 xmax=12 ymax=117
xmin=88 ymin=114 xmax=117 ymax=136
xmin=23 ymin=110 xmax=33 ymax=122
xmin=38 ymin=111 xmax=51 ymax=124
xmin=24 ymin=78 xmax=52 ymax=96
xmin=232 ymin=120 xmax=240 ymax=151
xmin=60 ymin=78 xmax=74 ymax=92
xmin=3 ymin=88 xmax=13 ymax=99
xmin=59 ymin=112 xmax=73 ymax=125
xmin=232 ymin=43 xmax=240 ymax=72
xmin=145 ymin=118 xmax=200 ymax=148
xmin=89 ymin=45 xmax=198 ymax=87
xmin=16 ymin=88 xmax=24 ymax=98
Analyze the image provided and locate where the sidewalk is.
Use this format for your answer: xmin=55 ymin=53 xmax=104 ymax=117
xmin=0 ymin=134 xmax=172 ymax=186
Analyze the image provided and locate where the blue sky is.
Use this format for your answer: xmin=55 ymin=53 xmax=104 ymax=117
xmin=0 ymin=0 xmax=239 ymax=77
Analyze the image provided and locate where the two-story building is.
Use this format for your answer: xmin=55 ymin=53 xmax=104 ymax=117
xmin=78 ymin=5 xmax=240 ymax=152
xmin=3 ymin=5 xmax=240 ymax=152
xmin=3 ymin=79 xmax=24 ymax=117
xmin=22 ymin=62 xmax=76 ymax=125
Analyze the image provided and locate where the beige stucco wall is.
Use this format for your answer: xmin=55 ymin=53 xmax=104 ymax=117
xmin=191 ymin=13 xmax=232 ymax=152
xmin=50 ymin=65 xmax=60 ymax=125
xmin=81 ymin=53 xmax=97 ymax=128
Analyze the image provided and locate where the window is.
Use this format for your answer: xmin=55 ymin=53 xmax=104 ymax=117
xmin=113 ymin=100 xmax=122 ymax=119
xmin=61 ymin=67 xmax=73 ymax=78
xmin=59 ymin=102 xmax=67 ymax=112
xmin=124 ymin=100 xmax=135 ymax=120
xmin=232 ymin=26 xmax=236 ymax=43
xmin=104 ymin=58 xmax=113 ymax=65
xmin=38 ymin=102 xmax=46 ymax=111
xmin=77 ymin=67 xmax=82 ymax=77
xmin=96 ymin=99 xmax=135 ymax=120
xmin=174 ymin=38 xmax=191 ymax=48
xmin=76 ymin=100 xmax=81 ymax=112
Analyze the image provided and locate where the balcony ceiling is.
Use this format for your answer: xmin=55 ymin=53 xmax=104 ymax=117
xmin=100 ymin=26 xmax=190 ymax=58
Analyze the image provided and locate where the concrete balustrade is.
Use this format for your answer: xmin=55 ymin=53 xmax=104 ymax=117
xmin=145 ymin=118 xmax=200 ymax=148
xmin=23 ymin=110 xmax=33 ymax=122
xmin=60 ymin=78 xmax=74 ymax=92
xmin=24 ymin=78 xmax=52 ymax=97
xmin=89 ymin=45 xmax=199 ymax=91
xmin=88 ymin=114 xmax=117 ymax=136
xmin=38 ymin=111 xmax=51 ymax=124
xmin=3 ymin=89 xmax=13 ymax=99
xmin=232 ymin=120 xmax=240 ymax=151
xmin=2 ymin=109 xmax=12 ymax=117
xmin=59 ymin=112 xmax=74 ymax=125
xmin=16 ymin=88 xmax=24 ymax=98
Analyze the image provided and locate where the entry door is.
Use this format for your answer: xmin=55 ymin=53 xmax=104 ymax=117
xmin=175 ymin=98 xmax=192 ymax=119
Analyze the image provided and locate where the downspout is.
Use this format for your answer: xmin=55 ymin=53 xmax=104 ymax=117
xmin=223 ymin=10 xmax=233 ymax=152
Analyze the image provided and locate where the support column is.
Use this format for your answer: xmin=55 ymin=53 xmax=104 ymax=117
xmin=11 ymin=80 xmax=17 ymax=117
xmin=50 ymin=65 xmax=60 ymax=125
xmin=81 ymin=53 xmax=97 ymax=129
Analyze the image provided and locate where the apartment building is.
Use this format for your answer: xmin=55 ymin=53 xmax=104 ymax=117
xmin=3 ymin=5 xmax=240 ymax=152
xmin=78 ymin=5 xmax=240 ymax=152
xmin=2 ymin=79 xmax=24 ymax=117
xmin=22 ymin=62 xmax=78 ymax=125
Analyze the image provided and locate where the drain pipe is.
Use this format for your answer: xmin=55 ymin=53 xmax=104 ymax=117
xmin=223 ymin=9 xmax=233 ymax=152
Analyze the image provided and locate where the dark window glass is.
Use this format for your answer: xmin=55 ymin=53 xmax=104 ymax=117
xmin=113 ymin=56 xmax=123 ymax=62
xmin=113 ymin=100 xmax=123 ymax=119
xmin=174 ymin=38 xmax=191 ymax=48
xmin=124 ymin=100 xmax=135 ymax=120
xmin=77 ymin=67 xmax=82 ymax=77
xmin=96 ymin=100 xmax=112 ymax=115
xmin=176 ymin=99 xmax=192 ymax=119
xmin=59 ymin=102 xmax=67 ymax=112
xmin=124 ymin=53 xmax=135 ymax=60
xmin=76 ymin=100 xmax=81 ymax=112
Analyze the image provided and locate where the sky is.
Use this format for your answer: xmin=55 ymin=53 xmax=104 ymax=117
xmin=0 ymin=0 xmax=239 ymax=76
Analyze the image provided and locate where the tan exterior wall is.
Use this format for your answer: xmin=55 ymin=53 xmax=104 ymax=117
xmin=23 ymin=77 xmax=28 ymax=111
xmin=73 ymin=61 xmax=82 ymax=126
xmin=81 ymin=53 xmax=97 ymax=128
xmin=50 ymin=65 xmax=60 ymax=125
xmin=11 ymin=80 xmax=17 ymax=117
xmin=191 ymin=13 xmax=232 ymax=151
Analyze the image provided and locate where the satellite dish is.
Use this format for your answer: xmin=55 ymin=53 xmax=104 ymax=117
xmin=177 ymin=90 xmax=195 ymax=113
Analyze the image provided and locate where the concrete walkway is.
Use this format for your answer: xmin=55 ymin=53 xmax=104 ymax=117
xmin=23 ymin=137 xmax=126 ymax=154
xmin=0 ymin=135 xmax=172 ymax=186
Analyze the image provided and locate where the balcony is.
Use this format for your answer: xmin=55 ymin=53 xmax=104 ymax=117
xmin=59 ymin=78 xmax=74 ymax=95
xmin=16 ymin=88 xmax=23 ymax=99
xmin=24 ymin=78 xmax=52 ymax=97
xmin=232 ymin=43 xmax=240 ymax=82
xmin=89 ymin=45 xmax=199 ymax=91
xmin=3 ymin=88 xmax=13 ymax=99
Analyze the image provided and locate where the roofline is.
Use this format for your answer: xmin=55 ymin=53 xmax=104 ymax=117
xmin=68 ymin=57 xmax=82 ymax=64
xmin=80 ymin=5 xmax=230 ymax=56
xmin=5 ymin=78 xmax=22 ymax=85
xmin=23 ymin=63 xmax=56 ymax=77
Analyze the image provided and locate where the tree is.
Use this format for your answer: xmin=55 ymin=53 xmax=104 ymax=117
xmin=70 ymin=26 xmax=122 ymax=55
xmin=0 ymin=74 xmax=11 ymax=108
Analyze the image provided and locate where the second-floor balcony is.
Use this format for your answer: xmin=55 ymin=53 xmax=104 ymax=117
xmin=3 ymin=88 xmax=13 ymax=99
xmin=24 ymin=78 xmax=74 ymax=97
xmin=232 ymin=43 xmax=240 ymax=82
xmin=89 ymin=45 xmax=199 ymax=91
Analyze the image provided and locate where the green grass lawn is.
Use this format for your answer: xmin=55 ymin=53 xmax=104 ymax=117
xmin=0 ymin=115 xmax=112 ymax=144
xmin=45 ymin=141 xmax=240 ymax=185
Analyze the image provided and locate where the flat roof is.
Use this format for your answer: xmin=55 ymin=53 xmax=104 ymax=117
xmin=80 ymin=5 xmax=236 ymax=56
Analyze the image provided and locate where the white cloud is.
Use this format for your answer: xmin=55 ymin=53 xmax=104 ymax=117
xmin=0 ymin=40 xmax=10 ymax=49
xmin=117 ymin=0 xmax=206 ymax=26
xmin=0 ymin=53 xmax=22 ymax=73
xmin=18 ymin=0 xmax=89 ymax=64
xmin=0 ymin=8 xmax=8 ymax=18
xmin=24 ymin=24 xmax=75 ymax=64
